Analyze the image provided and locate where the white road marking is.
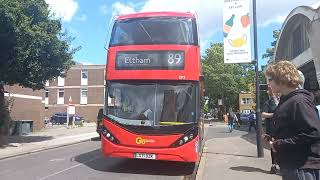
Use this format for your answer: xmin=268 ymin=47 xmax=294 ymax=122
xmin=49 ymin=158 xmax=65 ymax=162
xmin=38 ymin=156 xmax=99 ymax=180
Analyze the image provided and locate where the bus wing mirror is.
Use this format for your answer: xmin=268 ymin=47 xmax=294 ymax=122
xmin=98 ymin=108 xmax=104 ymax=119
xmin=200 ymin=75 xmax=206 ymax=96
xmin=200 ymin=75 xmax=205 ymax=81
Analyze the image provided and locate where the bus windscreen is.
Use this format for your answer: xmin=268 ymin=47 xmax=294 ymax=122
xmin=106 ymin=82 xmax=197 ymax=126
xmin=109 ymin=17 xmax=197 ymax=46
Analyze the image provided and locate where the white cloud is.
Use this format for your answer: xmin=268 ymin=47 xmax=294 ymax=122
xmin=256 ymin=0 xmax=320 ymax=26
xmin=311 ymin=1 xmax=320 ymax=9
xmin=45 ymin=0 xmax=78 ymax=22
xmin=78 ymin=61 xmax=94 ymax=65
xmin=140 ymin=0 xmax=222 ymax=40
xmin=259 ymin=15 xmax=287 ymax=27
xmin=111 ymin=2 xmax=136 ymax=16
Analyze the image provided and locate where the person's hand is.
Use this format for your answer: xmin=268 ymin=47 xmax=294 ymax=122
xmin=262 ymin=134 xmax=277 ymax=152
xmin=262 ymin=134 xmax=271 ymax=142
xmin=269 ymin=141 xmax=277 ymax=152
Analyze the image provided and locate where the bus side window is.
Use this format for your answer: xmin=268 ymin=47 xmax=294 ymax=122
xmin=108 ymin=85 xmax=114 ymax=98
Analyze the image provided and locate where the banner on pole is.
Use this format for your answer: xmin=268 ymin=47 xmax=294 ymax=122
xmin=68 ymin=105 xmax=75 ymax=115
xmin=68 ymin=96 xmax=75 ymax=115
xmin=223 ymin=0 xmax=252 ymax=63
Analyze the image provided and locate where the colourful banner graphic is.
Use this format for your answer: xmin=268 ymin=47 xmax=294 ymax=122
xmin=223 ymin=0 xmax=252 ymax=63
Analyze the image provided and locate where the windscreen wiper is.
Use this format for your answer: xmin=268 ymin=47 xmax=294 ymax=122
xmin=138 ymin=22 xmax=153 ymax=43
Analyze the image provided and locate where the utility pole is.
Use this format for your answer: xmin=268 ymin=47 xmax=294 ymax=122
xmin=253 ymin=0 xmax=264 ymax=157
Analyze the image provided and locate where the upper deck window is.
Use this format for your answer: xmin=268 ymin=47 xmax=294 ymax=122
xmin=109 ymin=17 xmax=198 ymax=46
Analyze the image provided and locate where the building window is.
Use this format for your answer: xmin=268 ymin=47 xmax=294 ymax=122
xmin=57 ymin=89 xmax=64 ymax=104
xmin=241 ymin=98 xmax=253 ymax=104
xmin=57 ymin=71 xmax=65 ymax=87
xmin=80 ymin=87 xmax=88 ymax=104
xmin=45 ymin=89 xmax=49 ymax=105
xmin=57 ymin=76 xmax=65 ymax=87
xmin=45 ymin=89 xmax=49 ymax=98
xmin=81 ymin=69 xmax=88 ymax=86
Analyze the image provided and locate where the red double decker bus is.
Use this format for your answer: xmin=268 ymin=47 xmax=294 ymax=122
xmin=101 ymin=11 xmax=204 ymax=165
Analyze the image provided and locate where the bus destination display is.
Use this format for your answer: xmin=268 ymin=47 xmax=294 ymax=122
xmin=116 ymin=51 xmax=185 ymax=70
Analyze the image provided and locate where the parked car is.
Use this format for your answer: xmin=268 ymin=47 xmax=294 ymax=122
xmin=239 ymin=113 xmax=250 ymax=124
xmin=96 ymin=109 xmax=104 ymax=138
xmin=50 ymin=113 xmax=84 ymax=125
xmin=203 ymin=113 xmax=210 ymax=119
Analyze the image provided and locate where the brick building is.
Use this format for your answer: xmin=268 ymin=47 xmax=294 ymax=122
xmin=4 ymin=85 xmax=45 ymax=131
xmin=44 ymin=64 xmax=105 ymax=123
xmin=238 ymin=92 xmax=255 ymax=114
xmin=5 ymin=64 xmax=106 ymax=132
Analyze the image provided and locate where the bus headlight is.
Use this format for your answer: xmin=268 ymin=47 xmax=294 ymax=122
xmin=171 ymin=127 xmax=198 ymax=147
xmin=106 ymin=133 xmax=111 ymax=138
xmin=102 ymin=127 xmax=119 ymax=144
xmin=179 ymin=139 xmax=184 ymax=145
xmin=183 ymin=136 xmax=189 ymax=142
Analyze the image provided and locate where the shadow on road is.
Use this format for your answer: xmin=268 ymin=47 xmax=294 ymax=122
xmin=233 ymin=124 xmax=251 ymax=132
xmin=74 ymin=148 xmax=194 ymax=176
xmin=205 ymin=122 xmax=270 ymax=150
xmin=5 ymin=135 xmax=54 ymax=144
xmin=230 ymin=124 xmax=270 ymax=150
xmin=230 ymin=166 xmax=270 ymax=174
xmin=205 ymin=152 xmax=257 ymax=158
xmin=239 ymin=131 xmax=271 ymax=150
xmin=90 ymin=137 xmax=100 ymax=141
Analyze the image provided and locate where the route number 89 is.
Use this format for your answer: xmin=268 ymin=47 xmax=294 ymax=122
xmin=168 ymin=53 xmax=182 ymax=65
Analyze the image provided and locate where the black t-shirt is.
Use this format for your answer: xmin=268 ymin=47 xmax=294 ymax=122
xmin=262 ymin=98 xmax=277 ymax=134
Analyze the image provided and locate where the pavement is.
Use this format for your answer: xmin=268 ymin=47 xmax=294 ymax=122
xmin=197 ymin=122 xmax=281 ymax=180
xmin=0 ymin=122 xmax=98 ymax=160
xmin=0 ymin=121 xmax=281 ymax=180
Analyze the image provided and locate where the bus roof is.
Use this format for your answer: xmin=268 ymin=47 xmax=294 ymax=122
xmin=116 ymin=11 xmax=195 ymax=20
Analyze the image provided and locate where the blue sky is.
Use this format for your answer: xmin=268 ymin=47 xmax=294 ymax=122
xmin=45 ymin=0 xmax=320 ymax=67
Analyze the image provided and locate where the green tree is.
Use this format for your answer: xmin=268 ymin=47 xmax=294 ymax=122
xmin=202 ymin=43 xmax=255 ymax=114
xmin=203 ymin=103 xmax=209 ymax=114
xmin=262 ymin=29 xmax=280 ymax=63
xmin=0 ymin=0 xmax=78 ymax=145
xmin=259 ymin=29 xmax=281 ymax=107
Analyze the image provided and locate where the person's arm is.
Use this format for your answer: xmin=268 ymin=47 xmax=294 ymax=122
xmin=234 ymin=114 xmax=238 ymax=122
xmin=272 ymin=100 xmax=320 ymax=152
xmin=261 ymin=112 xmax=273 ymax=119
xmin=261 ymin=100 xmax=272 ymax=119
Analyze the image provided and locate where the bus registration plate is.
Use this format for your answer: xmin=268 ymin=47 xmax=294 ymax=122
xmin=134 ymin=153 xmax=156 ymax=160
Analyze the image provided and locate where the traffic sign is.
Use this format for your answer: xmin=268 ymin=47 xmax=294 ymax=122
xmin=68 ymin=96 xmax=75 ymax=115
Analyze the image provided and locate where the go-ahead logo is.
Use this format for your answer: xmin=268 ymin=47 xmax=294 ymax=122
xmin=136 ymin=137 xmax=155 ymax=144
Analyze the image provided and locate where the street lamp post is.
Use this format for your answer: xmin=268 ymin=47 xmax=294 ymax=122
xmin=253 ymin=0 xmax=264 ymax=158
